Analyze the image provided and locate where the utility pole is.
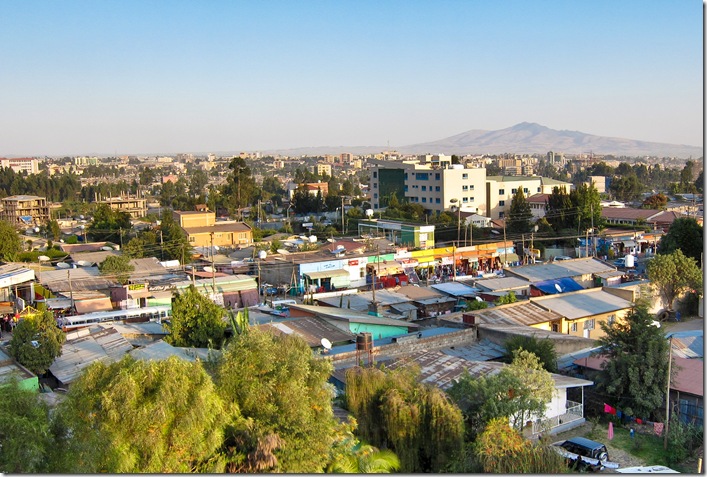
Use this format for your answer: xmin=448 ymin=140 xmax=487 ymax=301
xmin=453 ymin=241 xmax=457 ymax=281
xmin=522 ymin=234 xmax=526 ymax=264
xmin=68 ymin=269 xmax=74 ymax=310
xmin=119 ymin=228 xmax=123 ymax=248
xmin=502 ymin=218 xmax=507 ymax=266
xmin=530 ymin=233 xmax=534 ymax=264
xmin=341 ymin=195 xmax=345 ymax=235
xmin=664 ymin=336 xmax=673 ymax=449
xmin=159 ymin=230 xmax=164 ymax=261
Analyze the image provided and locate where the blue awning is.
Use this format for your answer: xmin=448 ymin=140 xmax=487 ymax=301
xmin=532 ymin=277 xmax=584 ymax=295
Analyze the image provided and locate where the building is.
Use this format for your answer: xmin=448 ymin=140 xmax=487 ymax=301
xmin=601 ymin=207 xmax=686 ymax=231
xmin=100 ymin=197 xmax=148 ymax=219
xmin=369 ymin=159 xmax=487 ymax=213
xmin=0 ymin=195 xmax=50 ymax=226
xmin=173 ymin=210 xmax=253 ymax=248
xmin=287 ymin=181 xmax=329 ymax=199
xmin=314 ymin=162 xmax=332 ymax=177
xmin=357 ymin=219 xmax=435 ymax=249
xmin=0 ymin=157 xmax=39 ymax=174
xmin=485 ymin=176 xmax=572 ymax=220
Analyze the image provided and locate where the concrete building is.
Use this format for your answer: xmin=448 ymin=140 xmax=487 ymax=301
xmin=314 ymin=162 xmax=332 ymax=177
xmin=173 ymin=210 xmax=253 ymax=248
xmin=100 ymin=197 xmax=148 ymax=219
xmin=0 ymin=195 xmax=50 ymax=226
xmin=357 ymin=219 xmax=435 ymax=249
xmin=369 ymin=159 xmax=487 ymax=214
xmin=485 ymin=176 xmax=572 ymax=219
xmin=0 ymin=157 xmax=39 ymax=174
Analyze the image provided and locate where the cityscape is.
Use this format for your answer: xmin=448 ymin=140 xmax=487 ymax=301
xmin=0 ymin=0 xmax=703 ymax=474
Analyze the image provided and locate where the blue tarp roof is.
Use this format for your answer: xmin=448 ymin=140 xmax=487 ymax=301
xmin=532 ymin=277 xmax=584 ymax=294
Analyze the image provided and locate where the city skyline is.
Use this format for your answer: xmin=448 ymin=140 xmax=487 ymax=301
xmin=0 ymin=0 xmax=703 ymax=156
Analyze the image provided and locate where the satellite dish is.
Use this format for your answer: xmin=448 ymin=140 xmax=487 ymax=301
xmin=326 ymin=238 xmax=336 ymax=243
xmin=320 ymin=338 xmax=332 ymax=350
xmin=34 ymin=227 xmax=40 ymax=233
xmin=56 ymin=262 xmax=71 ymax=269
xmin=554 ymin=283 xmax=563 ymax=293
xmin=37 ymin=255 xmax=50 ymax=262
xmin=214 ymin=245 xmax=219 ymax=251
xmin=76 ymin=260 xmax=93 ymax=267
xmin=276 ymin=249 xmax=290 ymax=255
xmin=101 ymin=246 xmax=113 ymax=251
xmin=309 ymin=235 xmax=317 ymax=243
xmin=491 ymin=229 xmax=500 ymax=235
xmin=258 ymin=250 xmax=267 ymax=260
xmin=365 ymin=209 xmax=374 ymax=217
xmin=475 ymin=296 xmax=483 ymax=302
xmin=203 ymin=266 xmax=213 ymax=273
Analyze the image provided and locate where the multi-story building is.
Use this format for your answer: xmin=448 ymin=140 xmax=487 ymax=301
xmin=314 ymin=162 xmax=332 ymax=177
xmin=0 ymin=157 xmax=39 ymax=175
xmin=73 ymin=156 xmax=100 ymax=166
xmin=100 ymin=197 xmax=148 ymax=219
xmin=0 ymin=195 xmax=50 ymax=226
xmin=485 ymin=176 xmax=572 ymax=219
xmin=173 ymin=210 xmax=253 ymax=248
xmin=287 ymin=181 xmax=329 ymax=199
xmin=369 ymin=158 xmax=487 ymax=214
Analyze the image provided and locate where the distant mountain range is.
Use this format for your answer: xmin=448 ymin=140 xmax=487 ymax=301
xmin=263 ymin=122 xmax=702 ymax=158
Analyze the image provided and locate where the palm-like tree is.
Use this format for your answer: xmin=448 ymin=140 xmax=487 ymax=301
xmin=327 ymin=442 xmax=400 ymax=473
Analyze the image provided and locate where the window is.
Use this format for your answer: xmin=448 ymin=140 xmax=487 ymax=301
xmin=404 ymin=173 xmax=408 ymax=179
xmin=499 ymin=200 xmax=505 ymax=206
xmin=584 ymin=319 xmax=595 ymax=330
xmin=373 ymin=193 xmax=378 ymax=199
xmin=462 ymin=173 xmax=468 ymax=179
xmin=470 ymin=196 xmax=474 ymax=202
xmin=415 ymin=173 xmax=429 ymax=180
xmin=373 ymin=183 xmax=377 ymax=189
xmin=404 ymin=185 xmax=408 ymax=192
xmin=435 ymin=186 xmax=440 ymax=191
xmin=421 ymin=186 xmax=427 ymax=191
xmin=470 ymin=185 xmax=474 ymax=190
xmin=523 ymin=188 xmax=529 ymax=193
xmin=607 ymin=314 xmax=616 ymax=326
xmin=462 ymin=185 xmax=469 ymax=191
xmin=571 ymin=322 xmax=577 ymax=332
xmin=499 ymin=212 xmax=504 ymax=218
xmin=373 ymin=171 xmax=377 ymax=178
xmin=435 ymin=198 xmax=441 ymax=204
xmin=511 ymin=188 xmax=517 ymax=194
xmin=499 ymin=189 xmax=505 ymax=195
xmin=537 ymin=187 xmax=541 ymax=192
xmin=462 ymin=197 xmax=468 ymax=203
xmin=422 ymin=197 xmax=427 ymax=203
xmin=435 ymin=173 xmax=441 ymax=180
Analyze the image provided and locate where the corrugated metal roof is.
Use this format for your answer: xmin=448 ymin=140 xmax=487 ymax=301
xmin=68 ymin=250 xmax=119 ymax=264
xmin=256 ymin=316 xmax=355 ymax=347
xmin=0 ymin=349 xmax=35 ymax=383
xmin=49 ymin=326 xmax=133 ymax=384
xmin=393 ymin=285 xmax=445 ymax=300
xmin=507 ymin=258 xmax=615 ymax=282
xmin=474 ymin=276 xmax=530 ymax=292
xmin=430 ymin=282 xmax=479 ymax=297
xmin=414 ymin=296 xmax=457 ymax=306
xmin=318 ymin=294 xmax=370 ymax=312
xmin=667 ymin=331 xmax=703 ymax=359
xmin=128 ymin=340 xmax=212 ymax=362
xmin=469 ymin=301 xmax=564 ymax=326
xmin=533 ymin=289 xmax=633 ymax=320
xmin=289 ymin=304 xmax=419 ymax=328
xmin=129 ymin=257 xmax=170 ymax=279
xmin=356 ymin=289 xmax=414 ymax=306
xmin=41 ymin=267 xmax=118 ymax=292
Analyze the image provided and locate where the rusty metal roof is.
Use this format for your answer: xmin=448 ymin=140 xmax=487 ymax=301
xmin=469 ymin=301 xmax=563 ymax=326
xmin=256 ymin=316 xmax=355 ymax=347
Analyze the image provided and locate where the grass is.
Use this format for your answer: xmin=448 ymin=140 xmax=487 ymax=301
xmin=584 ymin=423 xmax=695 ymax=473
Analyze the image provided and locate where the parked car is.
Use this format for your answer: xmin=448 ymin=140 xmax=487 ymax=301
xmin=551 ymin=436 xmax=618 ymax=472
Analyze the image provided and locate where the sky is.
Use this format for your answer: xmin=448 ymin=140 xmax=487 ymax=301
xmin=0 ymin=0 xmax=703 ymax=156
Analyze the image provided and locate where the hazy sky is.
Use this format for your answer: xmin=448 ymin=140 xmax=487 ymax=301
xmin=0 ymin=0 xmax=703 ymax=156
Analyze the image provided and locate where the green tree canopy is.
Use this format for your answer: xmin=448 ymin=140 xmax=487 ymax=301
xmin=646 ymin=249 xmax=702 ymax=311
xmin=0 ymin=219 xmax=22 ymax=261
xmin=166 ymin=284 xmax=226 ymax=348
xmin=159 ymin=210 xmax=192 ymax=262
xmin=609 ymin=174 xmax=643 ymax=202
xmin=216 ymin=328 xmax=339 ymax=473
xmin=595 ymin=304 xmax=670 ymax=419
xmin=87 ymin=203 xmax=132 ymax=242
xmin=545 ymin=186 xmax=574 ymax=232
xmin=656 ymin=217 xmax=703 ymax=263
xmin=501 ymin=335 xmax=558 ymax=373
xmin=98 ymin=254 xmax=134 ymax=285
xmin=642 ymin=193 xmax=668 ymax=210
xmin=8 ymin=310 xmax=66 ymax=375
xmin=570 ymin=182 xmax=603 ymax=231
xmin=53 ymin=356 xmax=227 ymax=473
xmin=507 ymin=188 xmax=533 ymax=234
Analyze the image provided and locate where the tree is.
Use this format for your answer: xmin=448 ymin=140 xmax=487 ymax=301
xmin=694 ymin=169 xmax=703 ymax=193
xmin=501 ymin=335 xmax=558 ymax=373
xmin=545 ymin=186 xmax=574 ymax=232
xmin=88 ymin=203 xmax=131 ymax=242
xmin=53 ymin=356 xmax=227 ymax=473
xmin=222 ymin=157 xmax=257 ymax=215
xmin=122 ymin=237 xmax=145 ymax=259
xmin=595 ymin=304 xmax=670 ymax=419
xmin=448 ymin=350 xmax=554 ymax=438
xmin=680 ymin=160 xmax=697 ymax=193
xmin=98 ymin=254 xmax=134 ymax=285
xmin=0 ymin=379 xmax=54 ymax=473
xmin=471 ymin=418 xmax=567 ymax=473
xmin=507 ymin=188 xmax=533 ymax=234
xmin=8 ymin=310 xmax=66 ymax=376
xmin=646 ymin=249 xmax=702 ymax=311
xmin=344 ymin=365 xmax=464 ymax=472
xmin=325 ymin=419 xmax=400 ymax=473
xmin=159 ymin=210 xmax=192 ymax=262
xmin=657 ymin=217 xmax=703 ymax=262
xmin=0 ymin=219 xmax=22 ymax=261
xmin=642 ymin=193 xmax=668 ymax=210
xmin=46 ymin=219 xmax=62 ymax=241
xmin=609 ymin=174 xmax=643 ymax=202
xmin=496 ymin=290 xmax=518 ymax=305
xmin=216 ymin=328 xmax=340 ymax=473
xmin=166 ymin=284 xmax=226 ymax=348
xmin=570 ymin=182 xmax=603 ymax=232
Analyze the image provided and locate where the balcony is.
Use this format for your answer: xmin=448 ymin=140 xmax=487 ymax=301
xmin=529 ymin=400 xmax=585 ymax=436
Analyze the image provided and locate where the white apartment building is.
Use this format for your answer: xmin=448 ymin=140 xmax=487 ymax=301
xmin=0 ymin=157 xmax=39 ymax=174
xmin=485 ymin=176 xmax=572 ymax=219
xmin=369 ymin=159 xmax=487 ymax=214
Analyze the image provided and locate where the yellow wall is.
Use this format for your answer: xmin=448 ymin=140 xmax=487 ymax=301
xmin=187 ymin=230 xmax=253 ymax=247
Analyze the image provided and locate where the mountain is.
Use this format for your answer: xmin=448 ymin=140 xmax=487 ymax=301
xmin=397 ymin=122 xmax=703 ymax=157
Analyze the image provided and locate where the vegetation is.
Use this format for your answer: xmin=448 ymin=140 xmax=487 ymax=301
xmin=656 ymin=217 xmax=703 ymax=263
xmin=98 ymin=254 xmax=134 ymax=285
xmin=646 ymin=249 xmax=702 ymax=311
xmin=501 ymin=335 xmax=558 ymax=373
xmin=0 ymin=219 xmax=23 ymax=261
xmin=595 ymin=304 xmax=670 ymax=419
xmin=8 ymin=310 xmax=66 ymax=376
xmin=344 ymin=365 xmax=464 ymax=472
xmin=87 ymin=203 xmax=131 ymax=242
xmin=496 ymin=290 xmax=518 ymax=305
xmin=158 ymin=210 xmax=192 ymax=262
xmin=166 ymin=284 xmax=226 ymax=348
xmin=507 ymin=188 xmax=533 ymax=233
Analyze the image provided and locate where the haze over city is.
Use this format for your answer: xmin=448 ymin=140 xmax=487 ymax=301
xmin=0 ymin=0 xmax=702 ymax=156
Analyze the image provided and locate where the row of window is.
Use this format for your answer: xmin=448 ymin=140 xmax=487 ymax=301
xmin=407 ymin=196 xmax=475 ymax=204
xmin=499 ymin=187 xmax=542 ymax=195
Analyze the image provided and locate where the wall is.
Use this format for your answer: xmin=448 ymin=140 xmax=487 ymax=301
xmin=477 ymin=324 xmax=597 ymax=356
